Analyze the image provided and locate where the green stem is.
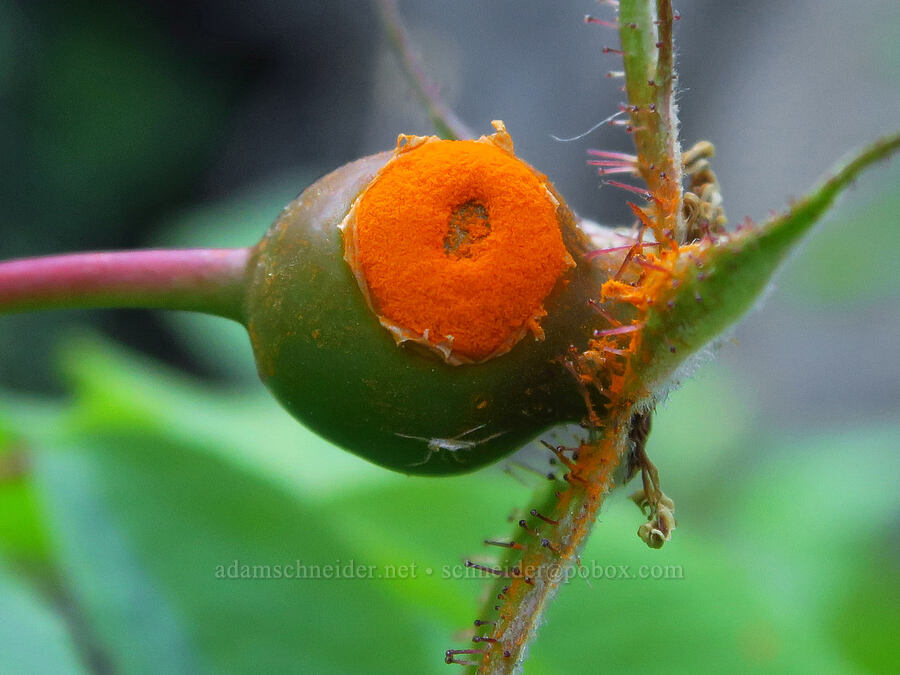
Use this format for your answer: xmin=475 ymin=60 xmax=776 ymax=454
xmin=468 ymin=412 xmax=631 ymax=674
xmin=0 ymin=248 xmax=251 ymax=322
xmin=619 ymin=0 xmax=684 ymax=242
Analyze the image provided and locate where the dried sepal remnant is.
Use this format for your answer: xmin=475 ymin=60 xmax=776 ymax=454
xmin=341 ymin=121 xmax=576 ymax=365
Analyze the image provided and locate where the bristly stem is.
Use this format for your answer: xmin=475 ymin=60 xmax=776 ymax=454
xmin=375 ymin=0 xmax=474 ymax=140
xmin=619 ymin=0 xmax=684 ymax=243
xmin=469 ymin=417 xmax=628 ymax=674
xmin=465 ymin=3 xmax=685 ymax=671
xmin=0 ymin=248 xmax=251 ymax=322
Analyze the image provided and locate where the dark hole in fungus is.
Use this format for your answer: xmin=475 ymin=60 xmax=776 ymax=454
xmin=445 ymin=200 xmax=491 ymax=259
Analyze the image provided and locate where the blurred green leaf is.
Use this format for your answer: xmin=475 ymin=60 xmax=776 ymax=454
xmin=31 ymin=429 xmax=440 ymax=674
xmin=781 ymin=162 xmax=900 ymax=305
xmin=0 ymin=410 xmax=50 ymax=566
xmin=827 ymin=548 xmax=900 ymax=674
xmin=527 ymin=504 xmax=849 ymax=674
xmin=0 ymin=560 xmax=85 ymax=674
xmin=56 ymin=333 xmax=385 ymax=500
xmin=1 ymin=328 xmax=896 ymax=673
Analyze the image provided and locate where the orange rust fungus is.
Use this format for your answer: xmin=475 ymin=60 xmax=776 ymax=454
xmin=342 ymin=122 xmax=574 ymax=364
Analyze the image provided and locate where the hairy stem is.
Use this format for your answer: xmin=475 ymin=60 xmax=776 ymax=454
xmin=619 ymin=0 xmax=684 ymax=243
xmin=463 ymin=412 xmax=630 ymax=674
xmin=375 ymin=0 xmax=474 ymax=140
xmin=0 ymin=248 xmax=251 ymax=322
xmin=453 ymin=4 xmax=688 ymax=671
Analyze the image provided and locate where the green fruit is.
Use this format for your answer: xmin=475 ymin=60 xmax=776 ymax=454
xmin=244 ymin=132 xmax=608 ymax=475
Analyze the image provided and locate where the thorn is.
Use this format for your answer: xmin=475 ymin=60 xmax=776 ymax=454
xmin=540 ymin=440 xmax=578 ymax=471
xmin=484 ymin=539 xmax=524 ymax=550
xmin=464 ymin=561 xmax=518 ymax=578
xmin=630 ymin=257 xmax=672 ymax=275
xmin=564 ymin=471 xmax=590 ymax=486
xmin=586 ymin=241 xmax=659 ymax=258
xmin=530 ymin=509 xmax=560 ymax=526
xmin=603 ymin=180 xmax=654 ymax=201
xmin=518 ymin=519 xmax=541 ymax=538
xmin=627 ymin=201 xmax=657 ymax=231
xmin=602 ymin=46 xmax=624 ymax=55
xmin=596 ymin=166 xmax=635 ymax=176
xmin=540 ymin=538 xmax=561 ymax=555
xmin=588 ymin=159 xmax=635 ymax=168
xmin=585 ymin=15 xmax=617 ymax=28
xmin=588 ymin=149 xmax=638 ymax=161
xmin=587 ymin=298 xmax=623 ymax=326
xmin=445 ymin=649 xmax=485 ymax=666
xmin=592 ymin=323 xmax=643 ymax=337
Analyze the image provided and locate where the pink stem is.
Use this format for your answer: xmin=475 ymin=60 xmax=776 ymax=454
xmin=0 ymin=248 xmax=251 ymax=322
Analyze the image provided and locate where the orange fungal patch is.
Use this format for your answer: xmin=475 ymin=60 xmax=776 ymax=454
xmin=342 ymin=122 xmax=575 ymax=364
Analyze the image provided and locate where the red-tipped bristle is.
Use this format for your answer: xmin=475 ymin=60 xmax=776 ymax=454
xmin=597 ymin=166 xmax=635 ymax=176
xmin=584 ymin=15 xmax=618 ymax=28
xmin=588 ymin=159 xmax=634 ymax=167
xmin=605 ymin=180 xmax=654 ymax=200
xmin=592 ymin=323 xmax=643 ymax=337
xmin=588 ymin=149 xmax=637 ymax=161
xmin=585 ymin=243 xmax=656 ymax=259
xmin=587 ymin=298 xmax=623 ymax=326
xmin=631 ymin=257 xmax=672 ymax=275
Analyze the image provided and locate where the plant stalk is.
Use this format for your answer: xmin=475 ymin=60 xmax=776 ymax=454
xmin=0 ymin=248 xmax=251 ymax=322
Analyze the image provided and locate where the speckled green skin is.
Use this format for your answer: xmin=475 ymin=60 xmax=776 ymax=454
xmin=244 ymin=152 xmax=607 ymax=475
